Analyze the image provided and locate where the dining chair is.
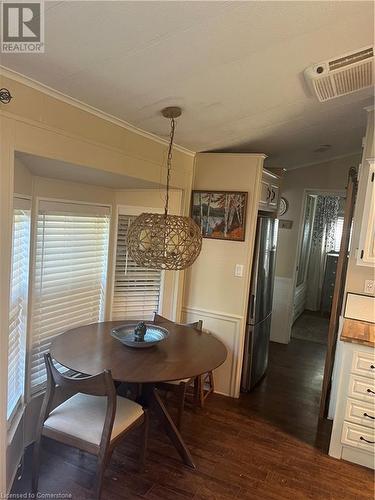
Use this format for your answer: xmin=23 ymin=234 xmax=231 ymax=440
xmin=153 ymin=313 xmax=214 ymax=429
xmin=32 ymin=353 xmax=148 ymax=500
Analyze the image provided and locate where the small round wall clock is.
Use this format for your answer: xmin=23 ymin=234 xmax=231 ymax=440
xmin=278 ymin=197 xmax=288 ymax=216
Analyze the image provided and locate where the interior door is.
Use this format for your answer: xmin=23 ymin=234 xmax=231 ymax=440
xmin=320 ymin=167 xmax=358 ymax=417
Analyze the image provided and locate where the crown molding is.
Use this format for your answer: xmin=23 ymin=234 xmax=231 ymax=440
xmin=285 ymin=151 xmax=362 ymax=171
xmin=0 ymin=66 xmax=195 ymax=157
xmin=196 ymin=152 xmax=267 ymax=159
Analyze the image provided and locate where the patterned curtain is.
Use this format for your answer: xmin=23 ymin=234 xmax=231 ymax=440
xmin=311 ymin=196 xmax=341 ymax=252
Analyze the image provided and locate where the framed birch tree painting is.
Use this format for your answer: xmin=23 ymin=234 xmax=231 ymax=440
xmin=191 ymin=191 xmax=248 ymax=241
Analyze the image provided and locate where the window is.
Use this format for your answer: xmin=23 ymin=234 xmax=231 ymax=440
xmin=8 ymin=197 xmax=31 ymax=421
xmin=29 ymin=201 xmax=110 ymax=393
xmin=112 ymin=214 xmax=162 ymax=321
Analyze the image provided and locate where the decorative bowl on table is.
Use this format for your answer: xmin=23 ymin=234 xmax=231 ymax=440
xmin=111 ymin=321 xmax=169 ymax=348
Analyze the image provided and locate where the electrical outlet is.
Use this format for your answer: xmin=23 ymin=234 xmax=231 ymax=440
xmin=235 ymin=264 xmax=244 ymax=277
xmin=364 ymin=280 xmax=375 ymax=294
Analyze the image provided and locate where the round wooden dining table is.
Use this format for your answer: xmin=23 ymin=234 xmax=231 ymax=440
xmin=50 ymin=317 xmax=227 ymax=469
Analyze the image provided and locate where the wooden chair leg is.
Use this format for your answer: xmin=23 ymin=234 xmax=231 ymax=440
xmin=176 ymin=383 xmax=187 ymax=431
xmin=195 ymin=371 xmax=214 ymax=408
xmin=31 ymin=436 xmax=42 ymax=494
xmin=94 ymin=456 xmax=106 ymax=500
xmin=208 ymin=371 xmax=214 ymax=396
xmin=139 ymin=410 xmax=149 ymax=471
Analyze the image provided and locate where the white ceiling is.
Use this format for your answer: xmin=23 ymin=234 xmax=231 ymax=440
xmin=16 ymin=152 xmax=160 ymax=189
xmin=3 ymin=1 xmax=374 ymax=169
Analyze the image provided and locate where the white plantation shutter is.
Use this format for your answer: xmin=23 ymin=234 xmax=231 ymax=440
xmin=112 ymin=214 xmax=162 ymax=321
xmin=30 ymin=201 xmax=110 ymax=393
xmin=8 ymin=198 xmax=31 ymax=421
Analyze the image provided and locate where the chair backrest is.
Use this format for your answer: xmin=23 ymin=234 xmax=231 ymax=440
xmin=44 ymin=353 xmax=114 ymax=397
xmin=153 ymin=313 xmax=170 ymax=324
xmin=154 ymin=313 xmax=203 ymax=332
xmin=181 ymin=320 xmax=203 ymax=332
xmin=39 ymin=354 xmax=116 ymax=452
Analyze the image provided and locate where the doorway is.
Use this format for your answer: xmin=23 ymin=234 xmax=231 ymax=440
xmin=291 ymin=191 xmax=346 ymax=345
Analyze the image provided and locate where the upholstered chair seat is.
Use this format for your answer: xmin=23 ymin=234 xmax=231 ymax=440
xmin=43 ymin=393 xmax=144 ymax=446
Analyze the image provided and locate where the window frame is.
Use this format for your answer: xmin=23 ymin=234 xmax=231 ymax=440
xmin=109 ymin=205 xmax=165 ymax=321
xmin=7 ymin=194 xmax=32 ymax=429
xmin=25 ymin=197 xmax=112 ymax=400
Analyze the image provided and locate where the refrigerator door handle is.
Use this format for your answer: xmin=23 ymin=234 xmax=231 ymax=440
xmin=249 ymin=293 xmax=255 ymax=320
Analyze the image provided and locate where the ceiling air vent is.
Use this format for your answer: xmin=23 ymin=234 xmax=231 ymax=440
xmin=304 ymin=46 xmax=374 ymax=102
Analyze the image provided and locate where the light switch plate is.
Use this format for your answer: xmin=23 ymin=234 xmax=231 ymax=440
xmin=235 ymin=264 xmax=244 ymax=277
xmin=364 ymin=280 xmax=375 ymax=294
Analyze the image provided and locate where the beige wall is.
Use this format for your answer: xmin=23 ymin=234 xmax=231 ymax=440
xmin=14 ymin=158 xmax=33 ymax=196
xmin=183 ymin=153 xmax=265 ymax=397
xmin=1 ymin=76 xmax=194 ymax=190
xmin=276 ymin=153 xmax=361 ymax=279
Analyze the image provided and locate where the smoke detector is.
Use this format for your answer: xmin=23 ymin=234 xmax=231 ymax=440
xmin=304 ymin=46 xmax=374 ymax=102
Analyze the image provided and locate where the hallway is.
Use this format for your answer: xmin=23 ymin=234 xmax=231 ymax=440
xmin=291 ymin=311 xmax=329 ymax=345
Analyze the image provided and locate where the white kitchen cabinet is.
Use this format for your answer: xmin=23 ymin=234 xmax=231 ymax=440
xmin=259 ymin=169 xmax=281 ymax=212
xmin=358 ymin=158 xmax=375 ymax=266
xmin=329 ymin=340 xmax=375 ymax=469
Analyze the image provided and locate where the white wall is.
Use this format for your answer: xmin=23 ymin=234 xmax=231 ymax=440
xmin=183 ymin=153 xmax=265 ymax=397
xmin=270 ymin=153 xmax=361 ymax=344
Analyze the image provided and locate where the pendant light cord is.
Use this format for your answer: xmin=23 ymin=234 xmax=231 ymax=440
xmin=164 ymin=117 xmax=176 ymax=216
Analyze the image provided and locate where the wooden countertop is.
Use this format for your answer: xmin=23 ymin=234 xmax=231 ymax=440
xmin=341 ymin=318 xmax=374 ymax=347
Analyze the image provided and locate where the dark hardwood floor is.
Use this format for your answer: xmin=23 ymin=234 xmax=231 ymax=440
xmin=12 ymin=339 xmax=374 ymax=499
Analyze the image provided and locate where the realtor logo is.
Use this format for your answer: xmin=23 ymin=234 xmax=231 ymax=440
xmin=1 ymin=1 xmax=44 ymax=53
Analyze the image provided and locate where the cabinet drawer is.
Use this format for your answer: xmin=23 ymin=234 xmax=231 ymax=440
xmin=348 ymin=374 xmax=375 ymax=402
xmin=352 ymin=350 xmax=375 ymax=379
xmin=341 ymin=421 xmax=375 ymax=454
xmin=345 ymin=398 xmax=375 ymax=429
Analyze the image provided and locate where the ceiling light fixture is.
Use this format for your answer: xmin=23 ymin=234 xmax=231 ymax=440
xmin=127 ymin=107 xmax=202 ymax=270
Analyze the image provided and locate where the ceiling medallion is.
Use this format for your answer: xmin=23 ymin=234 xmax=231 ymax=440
xmin=127 ymin=107 xmax=202 ymax=271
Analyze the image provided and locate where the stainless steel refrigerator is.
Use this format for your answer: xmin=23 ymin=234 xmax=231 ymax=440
xmin=241 ymin=215 xmax=278 ymax=391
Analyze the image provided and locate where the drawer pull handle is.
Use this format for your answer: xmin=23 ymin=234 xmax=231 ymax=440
xmin=371 ymin=365 xmax=375 ymax=370
xmin=364 ymin=412 xmax=375 ymax=420
xmin=366 ymin=389 xmax=375 ymax=394
xmin=360 ymin=436 xmax=375 ymax=444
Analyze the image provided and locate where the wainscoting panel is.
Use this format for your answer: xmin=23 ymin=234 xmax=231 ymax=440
xmin=181 ymin=306 xmax=243 ymax=398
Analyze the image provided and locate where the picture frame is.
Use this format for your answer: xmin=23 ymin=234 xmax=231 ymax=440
xmin=191 ymin=190 xmax=248 ymax=241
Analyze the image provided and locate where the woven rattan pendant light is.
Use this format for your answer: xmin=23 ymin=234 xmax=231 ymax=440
xmin=127 ymin=107 xmax=202 ymax=270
